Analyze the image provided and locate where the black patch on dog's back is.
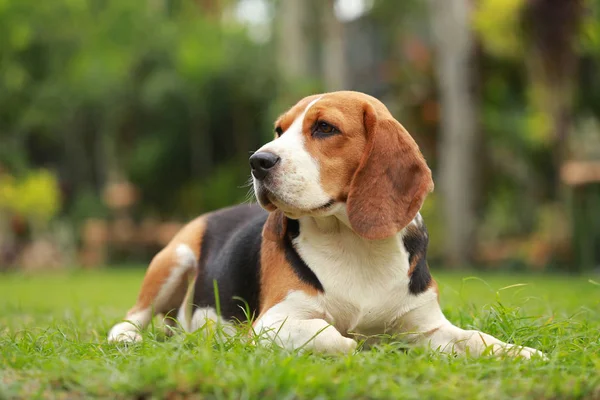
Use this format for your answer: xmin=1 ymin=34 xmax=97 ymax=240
xmin=194 ymin=204 xmax=266 ymax=321
xmin=284 ymin=219 xmax=324 ymax=292
xmin=402 ymin=219 xmax=432 ymax=295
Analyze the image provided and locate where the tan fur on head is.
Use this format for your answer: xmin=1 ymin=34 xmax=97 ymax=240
xmin=347 ymin=98 xmax=434 ymax=240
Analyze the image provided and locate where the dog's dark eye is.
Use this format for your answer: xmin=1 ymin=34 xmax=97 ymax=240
xmin=275 ymin=126 xmax=283 ymax=137
xmin=313 ymin=121 xmax=339 ymax=138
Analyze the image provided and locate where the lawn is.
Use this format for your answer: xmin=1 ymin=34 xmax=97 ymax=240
xmin=1 ymin=268 xmax=599 ymax=399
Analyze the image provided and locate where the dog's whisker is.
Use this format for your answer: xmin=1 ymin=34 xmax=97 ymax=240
xmin=237 ymin=177 xmax=255 ymax=191
xmin=241 ymin=176 xmax=254 ymax=188
xmin=242 ymin=187 xmax=257 ymax=205
xmin=237 ymin=175 xmax=257 ymax=205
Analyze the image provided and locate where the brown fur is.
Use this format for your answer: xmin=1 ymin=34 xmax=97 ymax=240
xmin=408 ymin=252 xmax=423 ymax=278
xmin=257 ymin=235 xmax=320 ymax=320
xmin=126 ymin=216 xmax=206 ymax=317
xmin=430 ymin=278 xmax=440 ymax=300
xmin=274 ymin=95 xmax=322 ymax=134
xmin=347 ymin=96 xmax=434 ymax=240
xmin=405 ymin=224 xmax=424 ymax=278
xmin=302 ymin=94 xmax=367 ymax=201
xmin=262 ymin=210 xmax=288 ymax=242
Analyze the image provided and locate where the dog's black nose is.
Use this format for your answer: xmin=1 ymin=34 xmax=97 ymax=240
xmin=249 ymin=152 xmax=280 ymax=180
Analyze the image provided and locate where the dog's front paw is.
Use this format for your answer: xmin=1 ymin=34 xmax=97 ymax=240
xmin=498 ymin=344 xmax=546 ymax=360
xmin=515 ymin=346 xmax=546 ymax=360
xmin=304 ymin=332 xmax=357 ymax=354
xmin=317 ymin=336 xmax=357 ymax=354
xmin=339 ymin=337 xmax=358 ymax=354
xmin=107 ymin=323 xmax=143 ymax=343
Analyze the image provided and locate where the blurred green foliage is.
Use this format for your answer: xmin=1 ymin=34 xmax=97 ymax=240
xmin=0 ymin=0 xmax=278 ymax=220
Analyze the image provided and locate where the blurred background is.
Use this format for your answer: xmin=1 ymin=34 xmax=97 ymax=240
xmin=0 ymin=0 xmax=599 ymax=273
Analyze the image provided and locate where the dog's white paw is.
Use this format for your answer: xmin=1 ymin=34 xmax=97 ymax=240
xmin=107 ymin=323 xmax=143 ymax=343
xmin=341 ymin=337 xmax=358 ymax=353
xmin=317 ymin=335 xmax=357 ymax=354
xmin=496 ymin=344 xmax=546 ymax=360
xmin=515 ymin=346 xmax=546 ymax=360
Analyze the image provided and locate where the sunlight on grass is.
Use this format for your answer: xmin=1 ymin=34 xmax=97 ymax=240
xmin=1 ymin=269 xmax=599 ymax=399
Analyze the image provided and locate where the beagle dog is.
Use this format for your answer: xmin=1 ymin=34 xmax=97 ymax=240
xmin=108 ymin=91 xmax=543 ymax=358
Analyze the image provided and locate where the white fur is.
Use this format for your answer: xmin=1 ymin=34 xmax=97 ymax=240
xmin=254 ymin=210 xmax=545 ymax=358
xmin=254 ymin=97 xmax=332 ymax=214
xmin=297 ymin=211 xmax=437 ymax=335
xmin=176 ymin=244 xmax=197 ymax=270
xmin=189 ymin=307 xmax=236 ymax=336
xmin=153 ymin=244 xmax=196 ymax=307
xmin=107 ymin=309 xmax=148 ymax=342
xmin=253 ymin=291 xmax=357 ymax=354
xmin=176 ymin=270 xmax=198 ymax=332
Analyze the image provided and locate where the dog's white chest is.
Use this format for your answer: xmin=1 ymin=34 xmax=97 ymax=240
xmin=294 ymin=220 xmax=414 ymax=334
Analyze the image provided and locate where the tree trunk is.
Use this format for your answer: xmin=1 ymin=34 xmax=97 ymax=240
xmin=521 ymin=0 xmax=583 ymax=271
xmin=522 ymin=0 xmax=582 ymax=188
xmin=428 ymin=0 xmax=479 ymax=266
xmin=320 ymin=0 xmax=348 ymax=91
xmin=276 ymin=0 xmax=310 ymax=82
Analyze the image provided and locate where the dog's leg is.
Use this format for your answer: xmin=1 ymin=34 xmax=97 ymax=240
xmin=253 ymin=292 xmax=356 ymax=354
xmin=107 ymin=243 xmax=197 ymax=342
xmin=398 ymin=290 xmax=544 ymax=359
xmin=424 ymin=321 xmax=544 ymax=359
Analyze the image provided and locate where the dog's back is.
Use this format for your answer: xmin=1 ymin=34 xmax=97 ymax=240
xmin=192 ymin=204 xmax=266 ymax=322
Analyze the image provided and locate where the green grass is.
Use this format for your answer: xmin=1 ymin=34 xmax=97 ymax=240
xmin=1 ymin=268 xmax=600 ymax=399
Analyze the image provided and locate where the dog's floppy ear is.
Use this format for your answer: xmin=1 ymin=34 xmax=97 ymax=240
xmin=347 ymin=102 xmax=434 ymax=240
xmin=263 ymin=210 xmax=288 ymax=242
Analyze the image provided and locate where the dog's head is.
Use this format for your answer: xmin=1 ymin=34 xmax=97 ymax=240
xmin=251 ymin=91 xmax=433 ymax=241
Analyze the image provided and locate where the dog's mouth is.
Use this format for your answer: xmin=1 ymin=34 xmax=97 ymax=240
xmin=255 ymin=185 xmax=277 ymax=211
xmin=310 ymin=199 xmax=336 ymax=212
xmin=255 ymin=184 xmax=336 ymax=215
